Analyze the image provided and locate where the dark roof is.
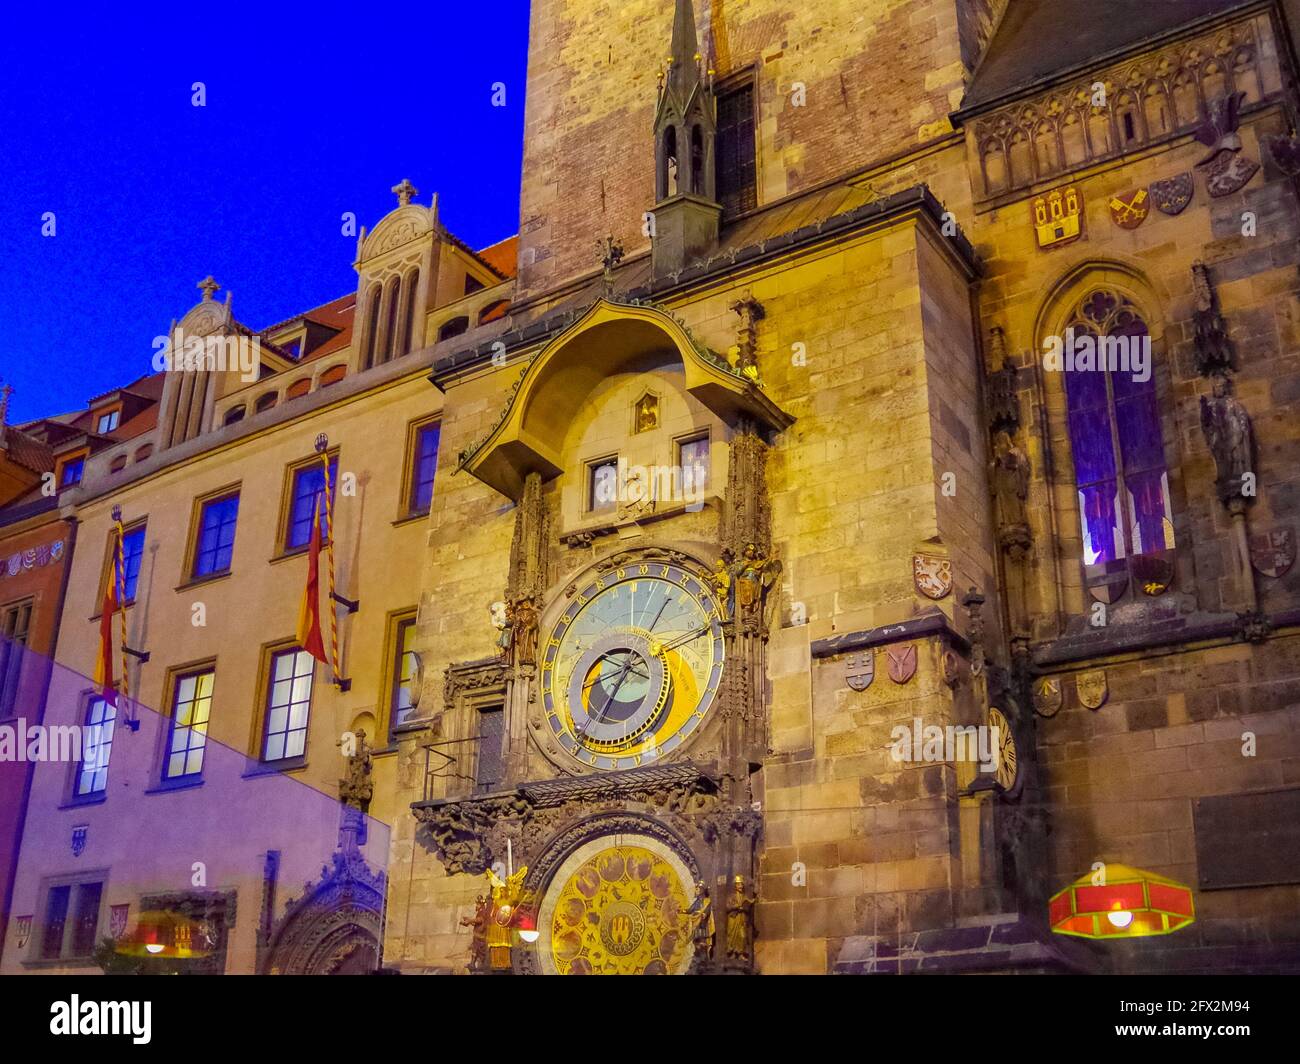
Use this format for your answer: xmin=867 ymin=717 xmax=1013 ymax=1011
xmin=957 ymin=0 xmax=1259 ymax=116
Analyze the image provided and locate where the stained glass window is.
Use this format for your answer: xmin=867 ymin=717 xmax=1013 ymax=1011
xmin=1062 ymin=290 xmax=1174 ymax=598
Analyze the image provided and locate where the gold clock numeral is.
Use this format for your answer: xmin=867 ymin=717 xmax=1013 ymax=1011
xmin=639 ymin=564 xmax=649 ymax=575
xmin=617 ymin=568 xmax=626 ymax=579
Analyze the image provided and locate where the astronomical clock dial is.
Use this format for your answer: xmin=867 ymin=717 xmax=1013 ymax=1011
xmin=540 ymin=561 xmax=725 ymax=770
xmin=988 ymin=707 xmax=1018 ymax=793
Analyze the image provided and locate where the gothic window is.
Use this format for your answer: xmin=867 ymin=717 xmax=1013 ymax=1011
xmin=362 ymin=285 xmax=381 ymax=369
xmin=1062 ymin=290 xmax=1174 ymax=602
xmin=716 ymin=81 xmax=756 ymax=216
xmin=400 ymin=268 xmax=420 ymax=356
xmin=382 ymin=276 xmax=401 ymax=363
xmin=660 ymin=123 xmax=678 ymax=199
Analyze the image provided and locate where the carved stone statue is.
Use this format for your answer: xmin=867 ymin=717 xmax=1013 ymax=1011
xmin=337 ymin=729 xmax=373 ymax=813
xmin=725 ymin=875 xmax=756 ymax=962
xmin=687 ymin=880 xmax=714 ymax=961
xmin=989 ymin=430 xmax=1032 ymax=556
xmin=1200 ymin=375 xmax=1254 ymax=506
xmin=732 ymin=542 xmax=781 ymax=631
xmin=460 ymin=892 xmax=492 ymax=973
xmin=511 ymin=596 xmax=539 ymax=666
xmin=490 ymin=600 xmax=512 ymax=663
xmin=711 ymin=558 xmax=732 ymax=621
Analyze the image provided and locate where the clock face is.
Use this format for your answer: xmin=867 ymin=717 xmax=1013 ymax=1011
xmin=541 ymin=561 xmax=725 ymax=770
xmin=988 ymin=707 xmax=1018 ymax=792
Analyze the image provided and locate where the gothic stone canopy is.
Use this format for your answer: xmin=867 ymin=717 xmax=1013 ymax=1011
xmin=458 ymin=298 xmax=793 ymax=500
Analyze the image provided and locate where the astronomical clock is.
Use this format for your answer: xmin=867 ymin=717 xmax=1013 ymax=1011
xmin=412 ymin=297 xmax=792 ymax=975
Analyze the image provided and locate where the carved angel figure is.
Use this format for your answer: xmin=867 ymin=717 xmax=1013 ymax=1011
xmin=484 ymin=865 xmax=529 ymax=970
xmin=989 ymin=430 xmax=1030 ymax=532
xmin=732 ymin=542 xmax=782 ymax=629
xmin=1199 ymin=377 xmax=1254 ymax=503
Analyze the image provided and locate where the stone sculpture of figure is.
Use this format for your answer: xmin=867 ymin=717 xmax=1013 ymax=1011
xmin=490 ymin=600 xmax=512 ymax=663
xmin=1200 ymin=375 xmax=1254 ymax=505
xmin=732 ymin=542 xmax=782 ymax=629
xmin=667 ymin=154 xmax=679 ymax=196
xmin=989 ymin=430 xmax=1031 ymax=551
xmin=687 ymin=880 xmax=715 ymax=960
xmin=711 ymin=558 xmax=732 ymax=621
xmin=484 ymin=865 xmax=529 ymax=971
xmin=636 ymin=394 xmax=659 ymax=433
xmin=511 ymin=597 xmax=539 ymax=666
xmin=337 ymin=728 xmax=373 ymax=812
xmin=460 ymin=892 xmax=492 ymax=973
xmin=725 ymin=875 xmax=756 ymax=962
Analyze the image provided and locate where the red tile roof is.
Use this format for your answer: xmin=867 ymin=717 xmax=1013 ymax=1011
xmin=477 ymin=235 xmax=519 ymax=279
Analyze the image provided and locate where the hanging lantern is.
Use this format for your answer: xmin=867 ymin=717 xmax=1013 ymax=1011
xmin=116 ymin=909 xmax=213 ymax=959
xmin=1049 ymin=864 xmax=1195 ymax=939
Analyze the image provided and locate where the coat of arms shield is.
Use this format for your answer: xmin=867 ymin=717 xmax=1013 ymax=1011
xmin=1149 ymin=173 xmax=1193 ymax=215
xmin=1108 ymin=188 xmax=1149 ymax=229
xmin=845 ymin=652 xmax=874 ymax=691
xmin=71 ymin=825 xmax=88 ymax=857
xmin=1250 ymin=527 xmax=1296 ymax=579
xmin=886 ymin=644 xmax=917 ymax=684
xmin=1032 ymin=677 xmax=1063 ymax=717
xmin=1076 ymin=669 xmax=1108 ymax=710
xmin=912 ymin=554 xmax=952 ymax=600
xmin=14 ymin=915 xmax=32 ymax=951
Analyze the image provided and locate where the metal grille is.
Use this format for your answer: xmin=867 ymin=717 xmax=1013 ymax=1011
xmin=474 ymin=706 xmax=505 ymax=792
xmin=717 ymin=82 xmax=757 ymax=217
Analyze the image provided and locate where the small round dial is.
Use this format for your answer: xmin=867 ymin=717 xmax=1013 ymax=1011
xmin=541 ymin=561 xmax=725 ymax=770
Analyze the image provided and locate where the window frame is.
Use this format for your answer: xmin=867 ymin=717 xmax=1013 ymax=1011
xmin=96 ymin=517 xmax=147 ymax=611
xmin=160 ymin=663 xmax=217 ymax=782
xmin=586 ymin=454 xmax=619 ymax=514
xmin=473 ymin=703 xmax=506 ymax=794
xmin=71 ymin=690 xmax=117 ymax=801
xmin=31 ymin=873 xmax=107 ymax=964
xmin=95 ymin=407 xmax=121 ymax=434
xmin=185 ymin=485 xmax=241 ymax=583
xmin=380 ymin=608 xmax=420 ymax=741
xmin=277 ymin=449 xmax=339 ymax=557
xmin=0 ymin=597 xmax=34 ymax=722
xmin=56 ymin=449 xmax=89 ymax=488
xmin=715 ymin=68 xmax=759 ymax=218
xmin=401 ymin=418 xmax=441 ymax=519
xmin=254 ymin=641 xmax=316 ymax=765
xmin=675 ymin=431 xmax=711 ymax=503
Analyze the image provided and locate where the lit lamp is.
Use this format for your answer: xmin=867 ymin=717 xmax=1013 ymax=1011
xmin=1049 ymin=864 xmax=1195 ymax=939
xmin=116 ymin=910 xmax=212 ymax=959
xmin=515 ymin=907 xmax=540 ymax=944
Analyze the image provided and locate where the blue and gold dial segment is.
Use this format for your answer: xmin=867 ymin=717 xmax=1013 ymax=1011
xmin=541 ymin=563 xmax=725 ymax=770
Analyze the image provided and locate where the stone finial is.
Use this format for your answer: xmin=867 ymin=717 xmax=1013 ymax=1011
xmin=197 ymin=276 xmax=220 ymax=302
xmin=0 ymin=382 xmax=11 ymax=425
xmin=392 ymin=178 xmax=418 ymax=207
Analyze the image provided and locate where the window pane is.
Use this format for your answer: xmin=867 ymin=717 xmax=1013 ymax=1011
xmin=286 ymin=459 xmax=337 ymax=549
xmin=118 ymin=526 xmax=146 ymax=601
xmin=680 ymin=436 xmax=709 ymax=499
xmin=194 ymin=494 xmax=239 ymax=576
xmin=717 ymin=83 xmax=757 ymax=215
xmin=391 ymin=620 xmax=417 ymax=736
xmin=410 ymin=424 xmax=440 ymax=513
xmin=475 ymin=707 xmax=505 ymax=792
xmin=77 ymin=697 xmax=116 ymax=795
xmin=263 ymin=650 xmax=313 ymax=761
xmin=589 ymin=460 xmax=617 ymax=511
xmin=60 ymin=458 xmax=84 ymax=486
xmin=165 ymin=669 xmax=213 ymax=778
xmin=42 ymin=885 xmax=71 ymax=958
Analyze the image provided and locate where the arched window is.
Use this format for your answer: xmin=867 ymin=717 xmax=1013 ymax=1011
xmin=318 ymin=365 xmax=347 ymax=388
xmin=661 ymin=125 xmax=678 ymax=198
xmin=255 ymin=391 xmax=278 ymax=413
xmin=109 ymin=454 xmax=128 ymax=473
xmin=285 ymin=378 xmax=312 ymax=400
xmin=478 ymin=299 xmax=510 ymax=326
xmin=1062 ymin=290 xmax=1174 ymax=601
xmin=362 ymin=285 xmax=381 ymax=370
xmin=400 ymin=268 xmax=420 ymax=356
xmin=438 ymin=316 xmax=469 ymax=342
xmin=382 ymin=276 xmax=401 ymax=363
xmin=134 ymin=443 xmax=154 ymax=462
xmin=223 ymin=405 xmax=246 ymax=426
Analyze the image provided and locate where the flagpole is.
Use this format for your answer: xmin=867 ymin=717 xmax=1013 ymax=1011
xmin=111 ymin=505 xmax=128 ymax=707
xmin=315 ymin=435 xmax=344 ymax=690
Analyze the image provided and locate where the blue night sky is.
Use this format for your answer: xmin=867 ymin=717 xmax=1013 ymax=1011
xmin=0 ymin=2 xmax=531 ymax=425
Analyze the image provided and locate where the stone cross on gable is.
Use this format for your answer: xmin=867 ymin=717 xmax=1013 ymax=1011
xmin=197 ymin=276 xmax=220 ymax=302
xmin=392 ymin=178 xmax=418 ymax=207
xmin=0 ymin=383 xmax=11 ymax=433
